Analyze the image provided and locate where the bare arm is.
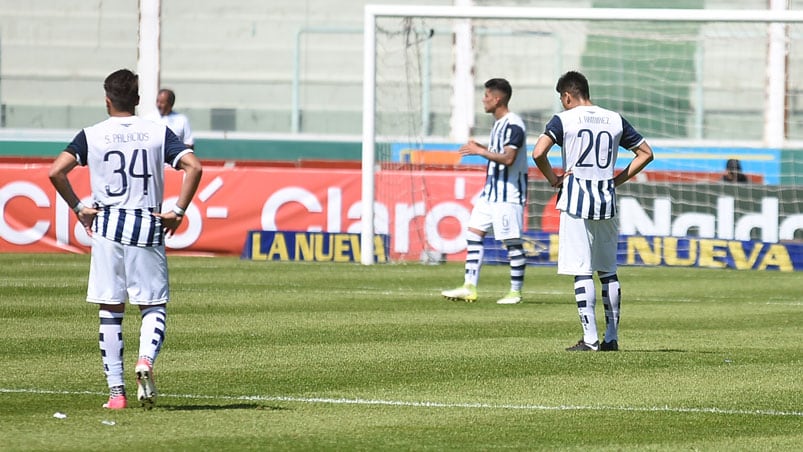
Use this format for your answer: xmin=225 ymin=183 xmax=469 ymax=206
xmin=613 ymin=140 xmax=654 ymax=187
xmin=154 ymin=152 xmax=203 ymax=236
xmin=459 ymin=140 xmax=520 ymax=166
xmin=49 ymin=151 xmax=97 ymax=233
xmin=48 ymin=152 xmax=80 ymax=208
xmin=532 ymin=134 xmax=564 ymax=188
xmin=174 ymin=152 xmax=203 ymax=212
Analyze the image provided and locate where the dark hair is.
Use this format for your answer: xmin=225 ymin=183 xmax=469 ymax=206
xmin=158 ymin=88 xmax=176 ymax=107
xmin=726 ymin=159 xmax=742 ymax=172
xmin=104 ymin=69 xmax=139 ymax=112
xmin=556 ymin=71 xmax=590 ymax=100
xmin=484 ymin=78 xmax=512 ymax=104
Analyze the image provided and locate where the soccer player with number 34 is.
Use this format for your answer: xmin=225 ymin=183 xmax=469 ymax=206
xmin=532 ymin=71 xmax=654 ymax=352
xmin=49 ymin=69 xmax=203 ymax=408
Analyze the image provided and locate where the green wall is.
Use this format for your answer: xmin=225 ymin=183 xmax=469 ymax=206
xmin=780 ymin=149 xmax=803 ymax=186
xmin=0 ymin=137 xmax=362 ymax=161
xmin=192 ymin=138 xmax=361 ymax=161
xmin=0 ymin=141 xmax=65 ymax=157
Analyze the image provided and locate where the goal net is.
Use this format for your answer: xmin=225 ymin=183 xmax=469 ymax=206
xmin=361 ymin=5 xmax=803 ymax=265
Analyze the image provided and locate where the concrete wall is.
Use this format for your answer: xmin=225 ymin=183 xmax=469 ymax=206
xmin=1 ymin=0 xmax=803 ymax=140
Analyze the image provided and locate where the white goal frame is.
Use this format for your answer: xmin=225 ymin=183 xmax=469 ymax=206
xmin=360 ymin=4 xmax=803 ymax=265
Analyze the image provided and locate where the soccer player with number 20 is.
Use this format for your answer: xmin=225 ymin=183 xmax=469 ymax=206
xmin=532 ymin=71 xmax=654 ymax=352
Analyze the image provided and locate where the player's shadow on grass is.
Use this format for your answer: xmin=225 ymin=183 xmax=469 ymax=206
xmin=160 ymin=403 xmax=289 ymax=411
xmin=621 ymin=349 xmax=721 ymax=353
xmin=621 ymin=348 xmax=687 ymax=353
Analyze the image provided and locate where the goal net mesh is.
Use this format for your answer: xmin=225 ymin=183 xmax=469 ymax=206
xmin=370 ymin=11 xmax=803 ymax=263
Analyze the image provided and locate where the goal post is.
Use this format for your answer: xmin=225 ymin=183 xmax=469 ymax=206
xmin=361 ymin=5 xmax=803 ymax=265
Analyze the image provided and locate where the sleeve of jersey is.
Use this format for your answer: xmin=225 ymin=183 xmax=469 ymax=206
xmin=65 ymin=130 xmax=88 ymax=166
xmin=182 ymin=116 xmax=194 ymax=145
xmin=620 ymin=117 xmax=645 ymax=149
xmin=504 ymin=124 xmax=526 ymax=149
xmin=164 ymin=127 xmax=193 ymax=168
xmin=543 ymin=115 xmax=564 ymax=147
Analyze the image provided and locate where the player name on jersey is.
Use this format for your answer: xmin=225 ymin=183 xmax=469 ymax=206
xmin=106 ymin=132 xmax=151 ymax=144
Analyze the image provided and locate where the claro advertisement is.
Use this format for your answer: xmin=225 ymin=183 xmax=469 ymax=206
xmin=1 ymin=164 xmax=801 ymax=270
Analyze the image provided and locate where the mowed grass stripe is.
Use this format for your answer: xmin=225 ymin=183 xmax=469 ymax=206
xmin=4 ymin=388 xmax=803 ymax=417
xmin=1 ymin=255 xmax=802 ymax=451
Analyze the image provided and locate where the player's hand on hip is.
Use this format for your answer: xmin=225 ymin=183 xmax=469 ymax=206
xmin=552 ymin=171 xmax=569 ymax=189
xmin=153 ymin=211 xmax=183 ymax=237
xmin=75 ymin=206 xmax=98 ymax=236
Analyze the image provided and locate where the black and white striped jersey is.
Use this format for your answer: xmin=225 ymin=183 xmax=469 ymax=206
xmin=543 ymin=106 xmax=644 ymax=219
xmin=481 ymin=112 xmax=528 ymax=205
xmin=66 ymin=116 xmax=192 ymax=246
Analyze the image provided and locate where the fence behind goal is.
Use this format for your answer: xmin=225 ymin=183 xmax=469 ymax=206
xmin=360 ymin=6 xmax=803 ymax=268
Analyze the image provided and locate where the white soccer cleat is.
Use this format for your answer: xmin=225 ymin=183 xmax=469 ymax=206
xmin=496 ymin=290 xmax=522 ymax=305
xmin=441 ymin=284 xmax=478 ymax=302
xmin=135 ymin=359 xmax=157 ymax=409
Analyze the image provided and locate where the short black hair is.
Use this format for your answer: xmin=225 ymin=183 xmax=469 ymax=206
xmin=556 ymin=71 xmax=590 ymax=100
xmin=104 ymin=69 xmax=139 ymax=112
xmin=484 ymin=78 xmax=512 ymax=104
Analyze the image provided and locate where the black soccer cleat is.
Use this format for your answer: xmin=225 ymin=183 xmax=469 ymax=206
xmin=599 ymin=340 xmax=619 ymax=351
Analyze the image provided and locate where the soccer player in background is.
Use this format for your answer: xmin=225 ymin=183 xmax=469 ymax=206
xmin=149 ymin=88 xmax=195 ymax=149
xmin=532 ymin=71 xmax=654 ymax=351
xmin=49 ymin=69 xmax=203 ymax=408
xmin=441 ymin=78 xmax=529 ymax=305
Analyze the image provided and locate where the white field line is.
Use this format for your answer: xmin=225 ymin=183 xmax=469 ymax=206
xmin=3 ymin=388 xmax=802 ymax=418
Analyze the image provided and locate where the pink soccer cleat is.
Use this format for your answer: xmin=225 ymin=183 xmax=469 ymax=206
xmin=102 ymin=395 xmax=127 ymax=410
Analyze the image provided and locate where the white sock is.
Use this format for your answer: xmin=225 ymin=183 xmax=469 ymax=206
xmin=600 ymin=272 xmax=621 ymax=342
xmin=464 ymin=231 xmax=484 ymax=287
xmin=138 ymin=306 xmax=166 ymax=366
xmin=574 ymin=276 xmax=598 ymax=345
xmin=99 ymin=309 xmax=125 ymax=388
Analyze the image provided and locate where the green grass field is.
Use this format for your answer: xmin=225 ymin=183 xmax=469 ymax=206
xmin=1 ymin=253 xmax=802 ymax=451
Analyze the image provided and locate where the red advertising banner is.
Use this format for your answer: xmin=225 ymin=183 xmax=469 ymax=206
xmin=0 ymin=164 xmax=486 ymax=259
